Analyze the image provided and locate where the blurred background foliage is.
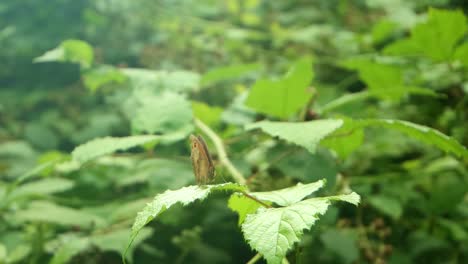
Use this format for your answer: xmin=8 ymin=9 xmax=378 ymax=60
xmin=0 ymin=0 xmax=467 ymax=263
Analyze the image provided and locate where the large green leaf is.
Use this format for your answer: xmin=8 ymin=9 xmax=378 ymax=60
xmin=242 ymin=193 xmax=359 ymax=264
xmin=355 ymin=119 xmax=468 ymax=158
xmin=249 ymin=180 xmax=325 ymax=206
xmin=322 ymin=119 xmax=467 ymax=159
xmin=245 ymin=119 xmax=343 ymax=153
xmin=245 ymin=57 xmax=314 ymax=118
xmin=125 ymin=183 xmax=247 ymax=260
xmin=384 ymin=8 xmax=467 ymax=61
xmin=228 ymin=193 xmax=262 ymax=225
xmin=34 ymin=39 xmax=94 ymax=68
xmin=71 ymin=135 xmax=159 ymax=164
xmin=341 ymin=59 xmax=437 ymax=100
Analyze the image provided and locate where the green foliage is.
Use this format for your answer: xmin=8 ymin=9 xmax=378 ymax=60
xmin=34 ymin=39 xmax=94 ymax=68
xmin=201 ymin=63 xmax=261 ymax=86
xmin=71 ymin=135 xmax=160 ymax=164
xmin=384 ymin=8 xmax=467 ymax=61
xmin=342 ymin=59 xmax=439 ymax=100
xmin=242 ymin=190 xmax=359 ymax=264
xmin=126 ymin=183 xmax=247 ymax=258
xmin=127 ymin=181 xmax=359 ymax=264
xmin=245 ymin=57 xmax=314 ymax=118
xmin=2 ymin=2 xmax=468 ymax=264
xmin=246 ymin=120 xmax=343 ymax=153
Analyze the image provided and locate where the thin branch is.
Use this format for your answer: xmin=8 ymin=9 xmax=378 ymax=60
xmin=194 ymin=118 xmax=247 ymax=185
xmin=246 ymin=253 xmax=262 ymax=264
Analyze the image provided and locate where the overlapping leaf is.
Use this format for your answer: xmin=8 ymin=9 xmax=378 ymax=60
xmin=245 ymin=119 xmax=343 ymax=153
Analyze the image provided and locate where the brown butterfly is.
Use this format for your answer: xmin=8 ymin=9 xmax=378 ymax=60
xmin=190 ymin=134 xmax=215 ymax=185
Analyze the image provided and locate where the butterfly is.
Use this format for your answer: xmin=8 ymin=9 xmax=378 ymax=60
xmin=190 ymin=134 xmax=215 ymax=185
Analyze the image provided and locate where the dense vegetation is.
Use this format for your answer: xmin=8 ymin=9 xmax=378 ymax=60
xmin=1 ymin=1 xmax=467 ymax=263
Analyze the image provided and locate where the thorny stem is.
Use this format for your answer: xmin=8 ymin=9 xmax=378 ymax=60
xmin=194 ymin=118 xmax=246 ymax=185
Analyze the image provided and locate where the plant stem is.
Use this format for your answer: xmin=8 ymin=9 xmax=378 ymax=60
xmin=246 ymin=253 xmax=262 ymax=264
xmin=194 ymin=118 xmax=247 ymax=185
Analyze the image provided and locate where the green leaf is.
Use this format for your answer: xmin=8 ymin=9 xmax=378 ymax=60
xmin=242 ymin=193 xmax=359 ymax=264
xmin=321 ymin=121 xmax=365 ymax=159
xmin=34 ymin=39 xmax=94 ymax=68
xmin=50 ymin=228 xmax=152 ymax=264
xmin=71 ymin=135 xmax=159 ymax=164
xmin=320 ymin=229 xmax=359 ymax=263
xmin=228 ymin=193 xmax=262 ymax=225
xmin=321 ymin=119 xmax=468 ymax=159
xmin=355 ymin=119 xmax=468 ymax=158
xmin=249 ymin=180 xmax=325 ymax=206
xmin=201 ymin=63 xmax=261 ymax=85
xmin=49 ymin=238 xmax=91 ymax=264
xmin=121 ymin=68 xmax=200 ymax=93
xmin=371 ymin=20 xmax=397 ymax=44
xmin=341 ymin=59 xmax=437 ymax=100
xmin=454 ymin=43 xmax=468 ymax=67
xmin=92 ymin=228 xmax=153 ymax=260
xmin=245 ymin=57 xmax=314 ymax=118
xmin=368 ymin=195 xmax=403 ymax=220
xmin=192 ymin=101 xmax=223 ymax=127
xmin=125 ymin=183 xmax=247 ymax=260
xmin=384 ymin=8 xmax=467 ymax=61
xmin=14 ymin=201 xmax=105 ymax=227
xmin=245 ymin=119 xmax=343 ymax=153
xmin=8 ymin=178 xmax=74 ymax=201
xmin=132 ymin=92 xmax=193 ymax=138
xmin=83 ymin=65 xmax=127 ymax=92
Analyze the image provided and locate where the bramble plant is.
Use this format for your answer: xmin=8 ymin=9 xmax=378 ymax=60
xmin=1 ymin=2 xmax=467 ymax=264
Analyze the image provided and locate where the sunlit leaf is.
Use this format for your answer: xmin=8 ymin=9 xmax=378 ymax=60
xmin=242 ymin=193 xmax=359 ymax=264
xmin=249 ymin=180 xmax=325 ymax=206
xmin=384 ymin=8 xmax=467 ymax=61
xmin=71 ymin=135 xmax=159 ymax=164
xmin=245 ymin=119 xmax=343 ymax=153
xmin=245 ymin=57 xmax=314 ymax=118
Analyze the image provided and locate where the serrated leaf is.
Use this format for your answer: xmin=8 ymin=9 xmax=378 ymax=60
xmin=384 ymin=8 xmax=467 ymax=61
xmin=249 ymin=180 xmax=325 ymax=206
xmin=125 ymin=183 xmax=247 ymax=259
xmin=245 ymin=57 xmax=314 ymax=118
xmin=355 ymin=119 xmax=468 ymax=158
xmin=228 ymin=193 xmax=262 ymax=225
xmin=242 ymin=193 xmax=359 ymax=264
xmin=201 ymin=63 xmax=261 ymax=85
xmin=245 ymin=119 xmax=343 ymax=153
xmin=71 ymin=135 xmax=159 ymax=164
xmin=321 ymin=119 xmax=467 ymax=159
